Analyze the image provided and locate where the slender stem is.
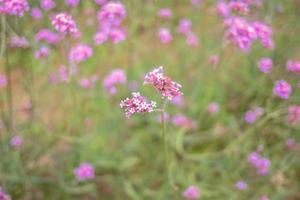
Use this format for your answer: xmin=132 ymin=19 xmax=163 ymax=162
xmin=161 ymin=109 xmax=169 ymax=180
xmin=5 ymin=40 xmax=13 ymax=135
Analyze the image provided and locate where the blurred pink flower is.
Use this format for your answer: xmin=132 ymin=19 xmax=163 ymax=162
xmin=74 ymin=163 xmax=95 ymax=181
xmin=216 ymin=1 xmax=230 ymax=18
xmin=172 ymin=114 xmax=196 ymax=130
xmin=0 ymin=187 xmax=10 ymax=200
xmin=1 ymin=0 xmax=29 ymax=16
xmin=171 ymin=95 xmax=185 ymax=107
xmin=208 ymin=102 xmax=219 ymax=114
xmin=186 ymin=32 xmax=199 ymax=47
xmin=177 ymin=19 xmax=192 ymax=36
xmin=65 ymin=0 xmax=80 ymax=7
xmin=35 ymin=29 xmax=61 ymax=44
xmin=69 ymin=44 xmax=93 ymax=64
xmin=10 ymin=135 xmax=23 ymax=149
xmin=158 ymin=8 xmax=172 ymax=19
xmin=286 ymin=60 xmax=300 ymax=74
xmin=40 ymin=0 xmax=55 ymax=11
xmin=236 ymin=181 xmax=247 ymax=190
xmin=10 ymin=36 xmax=29 ymax=48
xmin=0 ymin=75 xmax=7 ymax=88
xmin=182 ymin=186 xmax=200 ymax=199
xmin=31 ymin=7 xmax=42 ymax=19
xmin=257 ymin=57 xmax=273 ymax=74
xmin=35 ymin=46 xmax=50 ymax=59
xmin=273 ymin=80 xmax=292 ymax=100
xmin=103 ymin=69 xmax=126 ymax=95
xmin=52 ymin=13 xmax=78 ymax=34
xmin=158 ymin=28 xmax=173 ymax=44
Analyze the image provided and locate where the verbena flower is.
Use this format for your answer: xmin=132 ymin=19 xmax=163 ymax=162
xmin=74 ymin=163 xmax=95 ymax=181
xmin=79 ymin=75 xmax=98 ymax=89
xmin=286 ymin=60 xmax=300 ymax=74
xmin=40 ymin=0 xmax=55 ymax=11
xmin=172 ymin=114 xmax=196 ymax=130
xmin=68 ymin=44 xmax=93 ymax=64
xmin=52 ymin=13 xmax=78 ymax=34
xmin=31 ymin=7 xmax=42 ymax=19
xmin=0 ymin=75 xmax=7 ymax=88
xmin=95 ymin=0 xmax=107 ymax=5
xmin=0 ymin=0 xmax=29 ymax=16
xmin=182 ymin=186 xmax=200 ymax=199
xmin=186 ymin=32 xmax=199 ymax=47
xmin=208 ymin=102 xmax=219 ymax=114
xmin=216 ymin=1 xmax=230 ymax=18
xmin=120 ymin=92 xmax=156 ymax=118
xmin=97 ymin=2 xmax=126 ymax=27
xmin=35 ymin=29 xmax=61 ymax=44
xmin=35 ymin=46 xmax=50 ymax=59
xmin=248 ymin=152 xmax=270 ymax=175
xmin=177 ymin=19 xmax=192 ymax=36
xmin=288 ymin=105 xmax=300 ymax=125
xmin=236 ymin=181 xmax=248 ymax=190
xmin=144 ymin=66 xmax=182 ymax=100
xmin=10 ymin=36 xmax=29 ymax=48
xmin=103 ymin=69 xmax=126 ymax=95
xmin=257 ymin=57 xmax=273 ymax=73
xmin=0 ymin=187 xmax=10 ymax=200
xmin=229 ymin=1 xmax=249 ymax=15
xmin=273 ymin=80 xmax=292 ymax=100
xmin=10 ymin=135 xmax=23 ymax=149
xmin=65 ymin=0 xmax=80 ymax=7
xmin=158 ymin=28 xmax=173 ymax=44
xmin=158 ymin=8 xmax=172 ymax=19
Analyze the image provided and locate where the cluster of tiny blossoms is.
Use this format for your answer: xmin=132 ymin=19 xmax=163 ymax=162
xmin=286 ymin=60 xmax=300 ymax=74
xmin=94 ymin=2 xmax=127 ymax=44
xmin=144 ymin=66 xmax=182 ymax=100
xmin=0 ymin=0 xmax=29 ymax=16
xmin=120 ymin=66 xmax=182 ymax=118
xmin=273 ymin=80 xmax=292 ymax=100
xmin=103 ymin=69 xmax=127 ymax=95
xmin=248 ymin=152 xmax=271 ymax=176
xmin=51 ymin=13 xmax=78 ymax=34
xmin=74 ymin=163 xmax=95 ymax=181
xmin=257 ymin=57 xmax=273 ymax=74
xmin=120 ymin=92 xmax=156 ymax=118
xmin=0 ymin=187 xmax=10 ymax=200
xmin=35 ymin=29 xmax=61 ymax=44
xmin=68 ymin=44 xmax=93 ymax=64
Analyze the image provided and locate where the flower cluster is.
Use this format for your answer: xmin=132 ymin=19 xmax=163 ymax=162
xmin=286 ymin=60 xmax=300 ymax=74
xmin=79 ymin=75 xmax=98 ymax=89
xmin=172 ymin=114 xmax=197 ymax=130
xmin=0 ymin=74 xmax=7 ymax=88
xmin=68 ymin=44 xmax=93 ymax=64
xmin=103 ymin=69 xmax=126 ymax=95
xmin=65 ymin=0 xmax=80 ymax=7
xmin=52 ymin=13 xmax=78 ymax=34
xmin=31 ymin=7 xmax=42 ymax=19
xmin=0 ymin=187 xmax=10 ymax=200
xmin=182 ymin=186 xmax=200 ymax=199
xmin=288 ymin=105 xmax=300 ymax=125
xmin=35 ymin=29 xmax=61 ymax=44
xmin=252 ymin=21 xmax=274 ymax=50
xmin=40 ymin=0 xmax=55 ymax=11
xmin=177 ymin=18 xmax=199 ymax=47
xmin=236 ymin=181 xmax=248 ymax=190
xmin=208 ymin=102 xmax=219 ymax=114
xmin=10 ymin=135 xmax=23 ymax=149
xmin=244 ymin=107 xmax=264 ymax=124
xmin=74 ymin=163 xmax=95 ymax=181
xmin=144 ymin=66 xmax=182 ymax=100
xmin=10 ymin=36 xmax=29 ymax=48
xmin=0 ymin=0 xmax=29 ymax=16
xmin=257 ymin=57 xmax=273 ymax=73
xmin=94 ymin=2 xmax=127 ymax=44
xmin=158 ymin=8 xmax=172 ymax=19
xmin=35 ymin=46 xmax=50 ymax=59
xmin=120 ymin=92 xmax=156 ymax=118
xmin=158 ymin=28 xmax=173 ymax=44
xmin=248 ymin=152 xmax=271 ymax=175
xmin=273 ymin=80 xmax=292 ymax=100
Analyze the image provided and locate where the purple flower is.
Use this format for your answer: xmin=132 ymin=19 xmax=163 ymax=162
xmin=171 ymin=95 xmax=185 ymax=107
xmin=97 ymin=2 xmax=126 ymax=27
xmin=31 ymin=7 xmax=42 ymax=19
xmin=40 ymin=0 xmax=55 ymax=11
xmin=182 ymin=186 xmax=200 ymax=199
xmin=10 ymin=36 xmax=29 ymax=48
xmin=248 ymin=152 xmax=271 ymax=176
xmin=35 ymin=46 xmax=50 ymax=59
xmin=10 ymin=135 xmax=23 ymax=149
xmin=286 ymin=60 xmax=300 ymax=74
xmin=286 ymin=138 xmax=298 ymax=150
xmin=109 ymin=28 xmax=126 ymax=44
xmin=158 ymin=8 xmax=172 ymax=19
xmin=93 ymin=31 xmax=108 ymax=45
xmin=244 ymin=110 xmax=257 ymax=124
xmin=208 ymin=102 xmax=219 ymax=114
xmin=74 ymin=163 xmax=95 ymax=181
xmin=120 ymin=92 xmax=156 ymax=118
xmin=186 ymin=32 xmax=199 ymax=47
xmin=68 ymin=44 xmax=93 ymax=64
xmin=216 ymin=1 xmax=230 ymax=18
xmin=172 ymin=114 xmax=197 ymax=130
xmin=0 ymin=74 xmax=7 ymax=88
xmin=65 ymin=0 xmax=80 ymax=7
xmin=236 ymin=181 xmax=248 ymax=190
xmin=158 ymin=28 xmax=173 ymax=44
xmin=0 ymin=187 xmax=10 ymax=200
xmin=52 ymin=13 xmax=78 ymax=34
xmin=273 ymin=80 xmax=292 ymax=100
xmin=79 ymin=76 xmax=97 ymax=89
xmin=288 ymin=105 xmax=300 ymax=125
xmin=1 ymin=0 xmax=29 ymax=16
xmin=144 ymin=66 xmax=182 ymax=100
xmin=95 ymin=0 xmax=107 ymax=5
xmin=35 ymin=29 xmax=61 ymax=44
xmin=103 ymin=69 xmax=126 ymax=95
xmin=260 ymin=196 xmax=269 ymax=200
xmin=229 ymin=1 xmax=249 ymax=15
xmin=257 ymin=57 xmax=273 ymax=74
xmin=177 ymin=19 xmax=192 ymax=36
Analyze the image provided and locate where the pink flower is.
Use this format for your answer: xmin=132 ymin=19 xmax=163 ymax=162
xmin=74 ymin=163 xmax=95 ymax=181
xmin=35 ymin=29 xmax=61 ymax=44
xmin=157 ymin=112 xmax=169 ymax=123
xmin=172 ymin=114 xmax=196 ymax=130
xmin=286 ymin=60 xmax=300 ymax=74
xmin=171 ymin=95 xmax=185 ymax=107
xmin=120 ymin=92 xmax=156 ymax=118
xmin=257 ymin=57 xmax=273 ymax=73
xmin=260 ymin=196 xmax=269 ymax=200
xmin=0 ymin=187 xmax=10 ymax=200
xmin=93 ymin=31 xmax=108 ymax=45
xmin=40 ymin=0 xmax=55 ymax=11
xmin=103 ymin=69 xmax=126 ymax=95
xmin=158 ymin=28 xmax=173 ymax=44
xmin=236 ymin=181 xmax=248 ymax=190
xmin=244 ymin=110 xmax=256 ymax=124
xmin=97 ymin=2 xmax=126 ymax=26
xmin=191 ymin=0 xmax=201 ymax=6
xmin=35 ymin=46 xmax=50 ymax=59
xmin=229 ymin=1 xmax=249 ymax=15
xmin=288 ymin=105 xmax=300 ymax=125
xmin=273 ymin=80 xmax=292 ymax=100
xmin=216 ymin=1 xmax=230 ymax=18
xmin=59 ymin=66 xmax=69 ymax=83
xmin=286 ymin=138 xmax=298 ymax=150
xmin=79 ymin=76 xmax=98 ymax=89
xmin=109 ymin=28 xmax=126 ymax=44
xmin=158 ymin=8 xmax=172 ymax=19
xmin=95 ymin=0 xmax=107 ymax=5
xmin=10 ymin=135 xmax=23 ymax=149
xmin=52 ymin=13 xmax=78 ymax=34
xmin=65 ymin=0 xmax=80 ymax=7
xmin=31 ymin=7 xmax=42 ymax=19
xmin=248 ymin=152 xmax=270 ymax=176
xmin=177 ymin=19 xmax=192 ymax=36
xmin=144 ymin=66 xmax=182 ymax=100
xmin=1 ymin=0 xmax=29 ymax=16
xmin=68 ymin=44 xmax=93 ymax=64
xmin=182 ymin=186 xmax=200 ymax=199
xmin=10 ymin=36 xmax=29 ymax=48
xmin=208 ymin=55 xmax=219 ymax=66
xmin=208 ymin=102 xmax=219 ymax=114
xmin=186 ymin=32 xmax=199 ymax=47
xmin=0 ymin=74 xmax=7 ymax=88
